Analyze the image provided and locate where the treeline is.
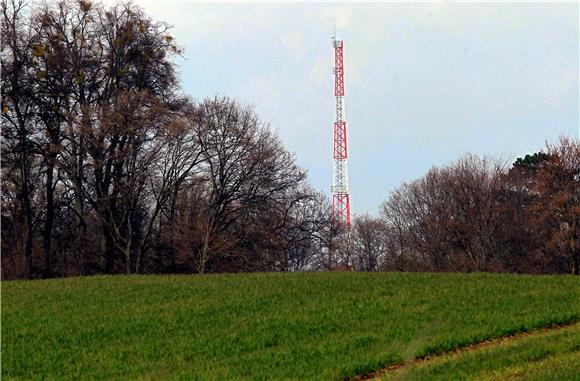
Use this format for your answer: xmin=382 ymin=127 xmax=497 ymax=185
xmin=1 ymin=0 xmax=341 ymax=278
xmin=2 ymin=1 xmax=578 ymax=279
xmin=349 ymin=138 xmax=580 ymax=275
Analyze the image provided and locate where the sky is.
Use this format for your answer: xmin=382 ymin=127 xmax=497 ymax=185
xmin=106 ymin=1 xmax=579 ymax=215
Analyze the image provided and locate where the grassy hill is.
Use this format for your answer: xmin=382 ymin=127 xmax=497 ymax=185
xmin=2 ymin=272 xmax=579 ymax=380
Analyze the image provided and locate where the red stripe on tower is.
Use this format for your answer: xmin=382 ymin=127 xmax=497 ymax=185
xmin=331 ymin=36 xmax=350 ymax=226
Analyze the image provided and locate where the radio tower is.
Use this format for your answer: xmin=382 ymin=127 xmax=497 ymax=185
xmin=331 ymin=33 xmax=351 ymax=226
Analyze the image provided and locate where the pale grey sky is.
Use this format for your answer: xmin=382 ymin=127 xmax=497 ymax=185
xmin=109 ymin=1 xmax=579 ymax=214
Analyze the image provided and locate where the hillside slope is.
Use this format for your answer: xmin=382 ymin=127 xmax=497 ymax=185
xmin=3 ymin=273 xmax=579 ymax=380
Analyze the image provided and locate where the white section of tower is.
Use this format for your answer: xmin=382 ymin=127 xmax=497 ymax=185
xmin=332 ymin=94 xmax=349 ymax=194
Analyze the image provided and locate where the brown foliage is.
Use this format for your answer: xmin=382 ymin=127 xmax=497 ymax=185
xmin=527 ymin=137 xmax=580 ymax=274
xmin=378 ymin=138 xmax=579 ymax=275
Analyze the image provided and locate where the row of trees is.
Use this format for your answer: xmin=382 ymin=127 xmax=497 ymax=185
xmin=348 ymin=137 xmax=579 ymax=275
xmin=2 ymin=0 xmax=578 ymax=278
xmin=1 ymin=0 xmax=346 ymax=278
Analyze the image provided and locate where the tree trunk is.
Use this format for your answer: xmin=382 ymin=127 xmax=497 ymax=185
xmin=43 ymin=158 xmax=55 ymax=277
xmin=73 ymin=124 xmax=87 ymax=272
xmin=18 ymin=125 xmax=33 ymax=278
xmin=136 ymin=246 xmax=144 ymax=274
xmin=102 ymin=225 xmax=116 ymax=273
xmin=20 ymin=155 xmax=33 ymax=278
xmin=125 ymin=220 xmax=133 ymax=274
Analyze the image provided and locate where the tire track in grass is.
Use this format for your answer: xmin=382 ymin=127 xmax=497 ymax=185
xmin=349 ymin=321 xmax=580 ymax=381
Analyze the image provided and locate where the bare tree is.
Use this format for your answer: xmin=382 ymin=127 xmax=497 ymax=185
xmin=168 ymin=97 xmax=309 ymax=272
xmin=351 ymin=214 xmax=389 ymax=271
xmin=2 ymin=0 xmax=38 ymax=277
xmin=382 ymin=155 xmax=512 ymax=272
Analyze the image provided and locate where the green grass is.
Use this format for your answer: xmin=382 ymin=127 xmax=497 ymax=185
xmin=2 ymin=272 xmax=579 ymax=380
xmin=380 ymin=322 xmax=580 ymax=381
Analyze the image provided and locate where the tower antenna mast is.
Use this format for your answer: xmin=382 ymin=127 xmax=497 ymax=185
xmin=331 ymin=31 xmax=351 ymax=226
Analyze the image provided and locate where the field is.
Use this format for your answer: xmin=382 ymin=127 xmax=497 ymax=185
xmin=2 ymin=272 xmax=580 ymax=380
xmin=380 ymin=322 xmax=580 ymax=381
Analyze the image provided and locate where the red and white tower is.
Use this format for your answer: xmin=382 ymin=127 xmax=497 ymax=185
xmin=331 ymin=35 xmax=350 ymax=226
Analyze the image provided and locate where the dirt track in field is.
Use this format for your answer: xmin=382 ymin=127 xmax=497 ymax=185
xmin=349 ymin=322 xmax=579 ymax=381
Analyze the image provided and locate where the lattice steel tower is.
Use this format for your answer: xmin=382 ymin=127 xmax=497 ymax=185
xmin=331 ymin=35 xmax=351 ymax=226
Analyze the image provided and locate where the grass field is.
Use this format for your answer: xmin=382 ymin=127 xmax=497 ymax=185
xmin=2 ymin=272 xmax=580 ymax=380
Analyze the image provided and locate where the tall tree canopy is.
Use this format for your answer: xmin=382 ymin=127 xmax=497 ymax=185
xmin=1 ymin=0 xmax=332 ymax=278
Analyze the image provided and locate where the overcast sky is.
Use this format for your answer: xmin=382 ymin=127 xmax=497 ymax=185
xmin=109 ymin=1 xmax=579 ymax=215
